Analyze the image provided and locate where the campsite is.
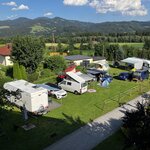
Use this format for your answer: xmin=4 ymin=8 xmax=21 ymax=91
xmin=1 ymin=63 xmax=150 ymax=150
xmin=0 ymin=6 xmax=150 ymax=149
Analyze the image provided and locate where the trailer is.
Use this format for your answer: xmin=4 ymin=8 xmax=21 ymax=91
xmin=3 ymin=80 xmax=49 ymax=115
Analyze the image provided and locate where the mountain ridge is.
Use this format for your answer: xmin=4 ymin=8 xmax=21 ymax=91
xmin=0 ymin=17 xmax=150 ymax=37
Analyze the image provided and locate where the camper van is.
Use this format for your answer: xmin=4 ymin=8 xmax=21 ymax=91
xmin=58 ymin=72 xmax=88 ymax=94
xmin=58 ymin=79 xmax=87 ymax=94
xmin=3 ymin=80 xmax=49 ymax=115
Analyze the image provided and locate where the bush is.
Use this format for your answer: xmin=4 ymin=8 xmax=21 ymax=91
xmin=40 ymin=69 xmax=56 ymax=78
xmin=0 ymin=77 xmax=12 ymax=88
xmin=0 ymin=70 xmax=6 ymax=79
xmin=6 ymin=66 xmax=13 ymax=78
xmin=44 ymin=56 xmax=66 ymax=74
xmin=69 ymin=50 xmax=80 ymax=55
xmin=20 ymin=65 xmax=27 ymax=80
xmin=27 ymin=72 xmax=39 ymax=82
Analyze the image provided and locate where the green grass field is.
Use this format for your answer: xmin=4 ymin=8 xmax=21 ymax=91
xmin=0 ymin=44 xmax=5 ymax=47
xmin=0 ymin=67 xmax=149 ymax=150
xmin=93 ymin=130 xmax=134 ymax=150
xmin=113 ymin=42 xmax=144 ymax=49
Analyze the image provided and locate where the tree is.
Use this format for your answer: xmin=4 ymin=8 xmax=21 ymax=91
xmin=143 ymin=39 xmax=150 ymax=59
xmin=13 ymin=62 xmax=22 ymax=80
xmin=20 ymin=65 xmax=27 ymax=80
xmin=122 ymin=100 xmax=150 ymax=150
xmin=143 ymin=39 xmax=150 ymax=50
xmin=108 ymin=44 xmax=124 ymax=61
xmin=44 ymin=56 xmax=66 ymax=73
xmin=57 ymin=41 xmax=63 ymax=53
xmin=68 ymin=38 xmax=74 ymax=52
xmin=11 ymin=36 xmax=45 ymax=73
xmin=94 ymin=43 xmax=108 ymax=57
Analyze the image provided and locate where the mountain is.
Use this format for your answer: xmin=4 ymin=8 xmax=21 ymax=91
xmin=0 ymin=17 xmax=150 ymax=37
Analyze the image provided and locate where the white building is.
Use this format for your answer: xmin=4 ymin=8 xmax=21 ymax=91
xmin=0 ymin=44 xmax=13 ymax=66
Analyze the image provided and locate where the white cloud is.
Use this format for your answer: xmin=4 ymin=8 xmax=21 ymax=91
xmin=2 ymin=1 xmax=17 ymax=6
xmin=89 ymin=0 xmax=147 ymax=16
xmin=12 ymin=4 xmax=29 ymax=11
xmin=7 ymin=14 xmax=17 ymax=19
xmin=63 ymin=0 xmax=89 ymax=6
xmin=44 ymin=12 xmax=53 ymax=17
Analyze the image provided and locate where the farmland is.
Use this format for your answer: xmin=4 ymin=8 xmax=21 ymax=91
xmin=46 ymin=42 xmax=144 ymax=49
xmin=0 ymin=67 xmax=150 ymax=150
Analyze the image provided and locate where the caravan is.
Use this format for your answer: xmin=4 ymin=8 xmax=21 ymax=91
xmin=3 ymin=80 xmax=49 ymax=115
xmin=58 ymin=72 xmax=88 ymax=94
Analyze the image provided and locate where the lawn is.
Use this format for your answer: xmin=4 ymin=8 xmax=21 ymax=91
xmin=0 ymin=44 xmax=5 ymax=47
xmin=93 ymin=130 xmax=134 ymax=150
xmin=0 ymin=67 xmax=149 ymax=150
xmin=111 ymin=42 xmax=144 ymax=49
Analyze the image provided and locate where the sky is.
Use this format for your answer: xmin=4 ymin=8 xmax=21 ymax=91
xmin=0 ymin=0 xmax=150 ymax=23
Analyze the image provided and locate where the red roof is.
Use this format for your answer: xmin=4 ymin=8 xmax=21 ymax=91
xmin=65 ymin=65 xmax=76 ymax=73
xmin=0 ymin=45 xmax=11 ymax=56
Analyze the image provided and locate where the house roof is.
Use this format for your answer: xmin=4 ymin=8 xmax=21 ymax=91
xmin=65 ymin=55 xmax=92 ymax=61
xmin=0 ymin=44 xmax=11 ymax=56
xmin=65 ymin=65 xmax=76 ymax=73
xmin=93 ymin=56 xmax=106 ymax=61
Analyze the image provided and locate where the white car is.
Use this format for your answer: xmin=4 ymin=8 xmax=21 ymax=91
xmin=37 ymin=83 xmax=67 ymax=99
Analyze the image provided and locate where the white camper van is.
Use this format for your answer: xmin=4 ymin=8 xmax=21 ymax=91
xmin=58 ymin=72 xmax=88 ymax=94
xmin=3 ymin=80 xmax=49 ymax=115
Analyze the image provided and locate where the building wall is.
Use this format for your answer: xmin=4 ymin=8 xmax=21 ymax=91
xmin=5 ymin=56 xmax=13 ymax=66
xmin=0 ymin=55 xmax=13 ymax=66
xmin=74 ymin=59 xmax=93 ymax=66
xmin=0 ymin=55 xmax=5 ymax=65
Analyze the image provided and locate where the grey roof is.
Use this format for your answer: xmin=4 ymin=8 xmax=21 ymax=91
xmin=65 ymin=55 xmax=92 ymax=61
xmin=93 ymin=56 xmax=106 ymax=61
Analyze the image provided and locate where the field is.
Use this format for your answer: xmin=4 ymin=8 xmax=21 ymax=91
xmin=0 ymin=67 xmax=150 ymax=150
xmin=93 ymin=130 xmax=134 ymax=150
xmin=46 ymin=42 xmax=144 ymax=48
xmin=0 ymin=44 xmax=5 ymax=47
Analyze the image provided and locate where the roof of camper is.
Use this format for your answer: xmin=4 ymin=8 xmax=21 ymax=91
xmin=66 ymin=72 xmax=85 ymax=83
xmin=4 ymin=80 xmax=47 ymax=94
xmin=121 ymin=57 xmax=143 ymax=64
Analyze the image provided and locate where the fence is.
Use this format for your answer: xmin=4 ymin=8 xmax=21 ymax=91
xmin=86 ymin=80 xmax=150 ymax=119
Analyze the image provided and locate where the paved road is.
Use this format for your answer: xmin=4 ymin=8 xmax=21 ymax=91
xmin=44 ymin=93 xmax=148 ymax=150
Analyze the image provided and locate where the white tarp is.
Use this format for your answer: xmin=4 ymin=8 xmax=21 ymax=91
xmin=121 ymin=57 xmax=143 ymax=70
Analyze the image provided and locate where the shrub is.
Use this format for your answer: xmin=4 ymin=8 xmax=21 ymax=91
xmin=44 ymin=56 xmax=66 ymax=74
xmin=0 ymin=70 xmax=6 ymax=79
xmin=13 ymin=63 xmax=22 ymax=80
xmin=40 ymin=69 xmax=56 ymax=78
xmin=20 ymin=65 xmax=27 ymax=80
xmin=27 ymin=72 xmax=39 ymax=82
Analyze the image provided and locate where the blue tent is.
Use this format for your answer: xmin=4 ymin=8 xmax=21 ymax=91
xmin=101 ymin=79 xmax=109 ymax=87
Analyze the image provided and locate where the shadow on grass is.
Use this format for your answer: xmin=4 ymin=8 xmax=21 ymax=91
xmin=0 ymin=109 xmax=126 ymax=150
xmin=0 ymin=110 xmax=85 ymax=150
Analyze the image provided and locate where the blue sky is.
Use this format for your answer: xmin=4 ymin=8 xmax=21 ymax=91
xmin=0 ymin=0 xmax=150 ymax=22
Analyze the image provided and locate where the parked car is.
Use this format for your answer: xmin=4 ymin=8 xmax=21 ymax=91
xmin=132 ymin=70 xmax=149 ymax=81
xmin=37 ymin=83 xmax=67 ymax=99
xmin=118 ymin=72 xmax=132 ymax=81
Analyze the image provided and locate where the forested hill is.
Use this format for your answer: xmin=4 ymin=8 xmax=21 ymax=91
xmin=0 ymin=17 xmax=150 ymax=37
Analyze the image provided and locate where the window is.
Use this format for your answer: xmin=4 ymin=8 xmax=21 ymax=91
xmin=67 ymin=82 xmax=72 ymax=86
xmin=61 ymin=81 xmax=66 ymax=85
